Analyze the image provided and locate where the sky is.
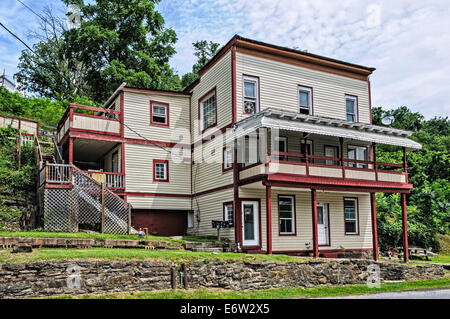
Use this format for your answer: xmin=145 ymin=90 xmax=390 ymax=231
xmin=1 ymin=0 xmax=449 ymax=118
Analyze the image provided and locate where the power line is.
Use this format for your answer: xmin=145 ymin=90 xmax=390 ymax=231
xmin=16 ymin=0 xmax=48 ymax=25
xmin=0 ymin=21 xmax=34 ymax=53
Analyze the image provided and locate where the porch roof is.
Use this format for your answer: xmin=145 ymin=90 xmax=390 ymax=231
xmin=226 ymin=108 xmax=422 ymax=151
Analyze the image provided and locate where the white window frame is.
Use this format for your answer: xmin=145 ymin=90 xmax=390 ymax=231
xmin=347 ymin=145 xmax=368 ymax=168
xmin=344 ymin=198 xmax=359 ymax=235
xmin=224 ymin=203 xmax=234 ymax=226
xmin=187 ymin=211 xmax=195 ymax=228
xmin=151 ymin=103 xmax=168 ymax=125
xmin=223 ymin=146 xmax=233 ymax=170
xmin=243 ymin=75 xmax=259 ymax=114
xmin=279 ymin=195 xmax=295 ymax=235
xmin=154 ymin=162 xmax=167 ymax=181
xmin=298 ymin=86 xmax=313 ymax=115
xmin=200 ymin=92 xmax=216 ymax=131
xmin=345 ymin=95 xmax=358 ymax=122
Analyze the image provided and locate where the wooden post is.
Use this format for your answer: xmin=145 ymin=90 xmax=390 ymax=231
xmin=304 ymin=137 xmax=309 ymax=176
xmin=340 ymin=137 xmax=345 ymax=179
xmin=311 ymin=189 xmax=319 ymax=258
xmin=127 ymin=205 xmax=131 ymax=234
xmin=266 ymin=184 xmax=272 ymax=254
xmin=401 ymin=193 xmax=409 ymax=262
xmin=370 ymin=193 xmax=379 ymax=261
xmin=101 ymin=183 xmax=105 ymax=233
xmin=403 ymin=147 xmax=408 ymax=183
xmin=373 ymin=142 xmax=378 ymax=181
xmin=69 ymin=137 xmax=73 ymax=164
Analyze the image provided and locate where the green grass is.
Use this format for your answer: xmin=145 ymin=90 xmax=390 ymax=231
xmin=49 ymin=277 xmax=450 ymax=299
xmin=0 ymin=230 xmax=183 ymax=243
xmin=423 ymin=254 xmax=450 ymax=264
xmin=0 ymin=247 xmax=308 ymax=264
xmin=181 ymin=235 xmax=219 ymax=243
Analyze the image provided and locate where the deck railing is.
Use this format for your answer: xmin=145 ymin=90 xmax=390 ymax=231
xmin=83 ymin=171 xmax=125 ymax=190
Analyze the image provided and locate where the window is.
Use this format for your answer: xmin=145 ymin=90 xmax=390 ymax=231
xmin=347 ymin=145 xmax=367 ymax=168
xmin=111 ymin=151 xmax=119 ymax=173
xmin=223 ymin=146 xmax=233 ymax=171
xmin=274 ymin=136 xmax=287 ymax=161
xmin=242 ymin=134 xmax=260 ymax=167
xmin=153 ymin=159 xmax=168 ymax=182
xmin=324 ymin=146 xmax=338 ymax=166
xmin=200 ymin=89 xmax=217 ymax=131
xmin=223 ymin=202 xmax=234 ymax=226
xmin=300 ymin=139 xmax=313 ymax=163
xmin=299 ymin=86 xmax=313 ymax=115
xmin=345 ymin=95 xmax=358 ymax=122
xmin=150 ymin=101 xmax=169 ymax=127
xmin=344 ymin=198 xmax=359 ymax=234
xmin=279 ymin=196 xmax=295 ymax=235
xmin=243 ymin=76 xmax=259 ymax=114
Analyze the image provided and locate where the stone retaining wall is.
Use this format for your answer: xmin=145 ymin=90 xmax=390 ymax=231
xmin=0 ymin=258 xmax=444 ymax=298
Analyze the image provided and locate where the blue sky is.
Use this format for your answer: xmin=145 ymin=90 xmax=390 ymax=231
xmin=1 ymin=0 xmax=449 ymax=118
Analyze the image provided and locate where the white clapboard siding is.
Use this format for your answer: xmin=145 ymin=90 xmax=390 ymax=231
xmin=235 ymin=52 xmax=370 ymax=124
xmin=191 ymin=188 xmax=235 ymax=239
xmin=191 ymin=51 xmax=232 ymax=143
xmin=123 ymin=91 xmax=191 ymax=143
xmin=72 ymin=114 xmax=120 ymax=134
xmin=127 ymin=195 xmax=191 ymax=211
xmin=124 ymin=143 xmax=191 ymax=196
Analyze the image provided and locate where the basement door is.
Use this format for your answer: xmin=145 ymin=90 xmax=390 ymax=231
xmin=317 ymin=203 xmax=330 ymax=246
xmin=241 ymin=201 xmax=259 ymax=247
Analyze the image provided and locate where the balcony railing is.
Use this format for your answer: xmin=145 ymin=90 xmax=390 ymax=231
xmin=239 ymin=150 xmax=408 ymax=185
xmin=56 ymin=104 xmax=121 ymax=143
xmin=84 ymin=171 xmax=125 ymax=190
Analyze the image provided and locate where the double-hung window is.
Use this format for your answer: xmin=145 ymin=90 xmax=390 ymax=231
xmin=345 ymin=95 xmax=358 ymax=122
xmin=223 ymin=202 xmax=234 ymax=226
xmin=279 ymin=196 xmax=295 ymax=235
xmin=243 ymin=76 xmax=259 ymax=114
xmin=200 ymin=90 xmax=216 ymax=131
xmin=344 ymin=198 xmax=359 ymax=234
xmin=299 ymin=86 xmax=313 ymax=115
xmin=274 ymin=136 xmax=287 ymax=161
xmin=150 ymin=101 xmax=169 ymax=126
xmin=347 ymin=145 xmax=367 ymax=168
xmin=153 ymin=159 xmax=168 ymax=182
xmin=223 ymin=146 xmax=233 ymax=171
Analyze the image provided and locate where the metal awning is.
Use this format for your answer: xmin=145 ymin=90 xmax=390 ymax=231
xmin=225 ymin=108 xmax=422 ymax=151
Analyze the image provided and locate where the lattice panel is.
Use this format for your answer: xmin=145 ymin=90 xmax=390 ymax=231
xmin=43 ymin=188 xmax=78 ymax=232
xmin=104 ymin=190 xmax=130 ymax=234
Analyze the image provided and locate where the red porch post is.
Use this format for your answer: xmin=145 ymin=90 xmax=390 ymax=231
xmin=266 ymin=184 xmax=272 ymax=254
xmin=69 ymin=137 xmax=73 ymax=164
xmin=311 ymin=188 xmax=319 ymax=258
xmin=401 ymin=193 xmax=409 ymax=262
xmin=370 ymin=193 xmax=379 ymax=261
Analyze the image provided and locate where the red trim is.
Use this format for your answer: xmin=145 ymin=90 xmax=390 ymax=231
xmin=223 ymin=201 xmax=234 ymax=226
xmin=277 ymin=194 xmax=297 ymax=236
xmin=232 ymin=47 xmax=237 ymax=124
xmin=69 ymin=137 xmax=73 ymax=164
xmin=242 ymin=74 xmax=260 ymax=115
xmin=298 ymin=85 xmax=314 ymax=115
xmin=271 ymin=248 xmax=372 ymax=254
xmin=311 ymin=189 xmax=319 ymax=257
xmin=266 ymin=185 xmax=272 ymax=254
xmin=124 ymin=137 xmax=186 ymax=148
xmin=153 ymin=159 xmax=169 ymax=182
xmin=401 ymin=193 xmax=409 ymax=262
xmin=72 ymin=112 xmax=120 ymax=121
xmin=150 ymin=100 xmax=170 ymax=127
xmin=197 ymin=37 xmax=238 ymax=77
xmin=194 ymin=183 xmax=234 ymax=197
xmin=198 ymin=86 xmax=217 ymax=134
xmin=345 ymin=94 xmax=359 ymax=122
xmin=45 ymin=184 xmax=73 ymax=189
xmin=123 ymin=191 xmax=190 ymax=198
xmin=368 ymin=80 xmax=373 ymax=124
xmin=121 ymin=142 xmax=125 ymax=186
xmin=123 ymin=87 xmax=191 ymax=96
xmin=344 ymin=197 xmax=360 ymax=235
xmin=240 ymin=198 xmax=262 ymax=250
xmin=193 ymin=123 xmax=233 ymax=147
xmin=70 ymin=128 xmax=121 ymax=137
xmin=370 ymin=193 xmax=379 ymax=261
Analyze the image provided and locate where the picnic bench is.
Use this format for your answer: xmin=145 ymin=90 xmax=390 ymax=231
xmin=406 ymin=247 xmax=437 ymax=260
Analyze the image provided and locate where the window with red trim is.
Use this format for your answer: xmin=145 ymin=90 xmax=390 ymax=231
xmin=150 ymin=101 xmax=169 ymax=127
xmin=153 ymin=159 xmax=169 ymax=182
xmin=199 ymin=90 xmax=216 ymax=131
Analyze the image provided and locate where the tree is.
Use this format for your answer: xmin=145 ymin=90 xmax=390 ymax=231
xmin=61 ymin=0 xmax=179 ymax=102
xmin=15 ymin=6 xmax=88 ymax=100
xmin=181 ymin=40 xmax=220 ymax=89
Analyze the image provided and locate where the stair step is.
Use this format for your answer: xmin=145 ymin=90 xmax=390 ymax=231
xmin=191 ymin=247 xmax=223 ymax=253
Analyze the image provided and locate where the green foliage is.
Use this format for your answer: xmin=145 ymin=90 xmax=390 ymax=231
xmin=373 ymin=106 xmax=450 ymax=251
xmin=181 ymin=40 xmax=220 ymax=89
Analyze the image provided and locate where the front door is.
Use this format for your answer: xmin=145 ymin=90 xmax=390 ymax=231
xmin=242 ymin=201 xmax=259 ymax=247
xmin=317 ymin=203 xmax=329 ymax=246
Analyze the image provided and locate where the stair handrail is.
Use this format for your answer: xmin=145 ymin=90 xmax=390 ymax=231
xmin=52 ymin=134 xmax=63 ymax=164
xmin=34 ymin=134 xmax=43 ymax=169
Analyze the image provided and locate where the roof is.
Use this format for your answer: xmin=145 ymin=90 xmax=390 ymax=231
xmin=226 ymin=108 xmax=422 ymax=151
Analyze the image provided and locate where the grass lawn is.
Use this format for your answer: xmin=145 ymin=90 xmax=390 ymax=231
xmin=422 ymin=254 xmax=450 ymax=264
xmin=50 ymin=276 xmax=450 ymax=299
xmin=0 ymin=247 xmax=308 ymax=264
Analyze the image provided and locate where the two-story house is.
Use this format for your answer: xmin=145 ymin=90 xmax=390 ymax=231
xmin=44 ymin=35 xmax=421 ymax=260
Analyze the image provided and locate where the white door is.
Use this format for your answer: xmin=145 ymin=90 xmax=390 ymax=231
xmin=317 ymin=204 xmax=329 ymax=246
xmin=242 ymin=201 xmax=259 ymax=247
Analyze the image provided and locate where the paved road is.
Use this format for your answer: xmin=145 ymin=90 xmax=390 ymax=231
xmin=322 ymin=288 xmax=450 ymax=299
